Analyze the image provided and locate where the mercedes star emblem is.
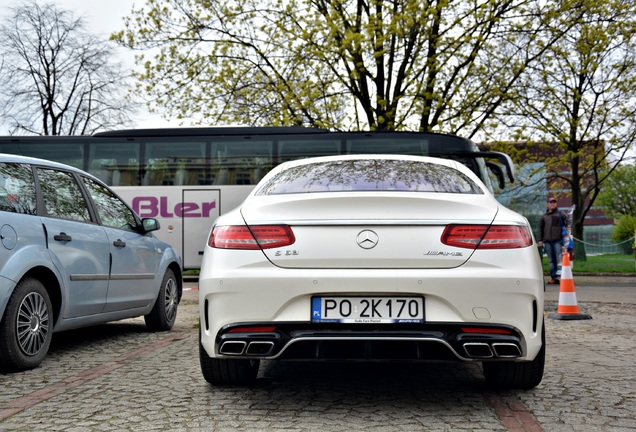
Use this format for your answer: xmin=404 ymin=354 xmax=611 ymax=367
xmin=356 ymin=229 xmax=379 ymax=249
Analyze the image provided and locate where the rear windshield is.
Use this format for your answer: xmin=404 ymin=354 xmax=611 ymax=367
xmin=256 ymin=159 xmax=483 ymax=195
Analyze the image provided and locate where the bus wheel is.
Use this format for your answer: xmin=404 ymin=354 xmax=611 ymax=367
xmin=144 ymin=269 xmax=179 ymax=331
xmin=0 ymin=278 xmax=53 ymax=371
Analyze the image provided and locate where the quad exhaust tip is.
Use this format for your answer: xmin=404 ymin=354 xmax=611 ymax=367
xmin=219 ymin=341 xmax=247 ymax=355
xmin=492 ymin=343 xmax=522 ymax=358
xmin=463 ymin=342 xmax=521 ymax=359
xmin=245 ymin=341 xmax=274 ymax=356
xmin=220 ymin=341 xmax=274 ymax=356
xmin=463 ymin=342 xmax=494 ymax=358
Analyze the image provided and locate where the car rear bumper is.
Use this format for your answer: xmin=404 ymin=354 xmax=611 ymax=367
xmin=199 ymin=253 xmax=545 ymax=362
xmin=210 ymin=321 xmax=529 ymax=362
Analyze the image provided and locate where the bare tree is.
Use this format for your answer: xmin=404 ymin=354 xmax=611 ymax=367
xmin=0 ymin=0 xmax=136 ymax=135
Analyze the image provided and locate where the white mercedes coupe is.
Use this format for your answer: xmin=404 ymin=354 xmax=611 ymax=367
xmin=199 ymin=154 xmax=545 ymax=389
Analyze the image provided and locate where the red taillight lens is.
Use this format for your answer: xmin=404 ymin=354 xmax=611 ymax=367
xmin=228 ymin=326 xmax=277 ymax=333
xmin=208 ymin=225 xmax=295 ymax=249
xmin=460 ymin=327 xmax=513 ymax=335
xmin=441 ymin=225 xmax=488 ymax=248
xmin=442 ymin=225 xmax=533 ymax=249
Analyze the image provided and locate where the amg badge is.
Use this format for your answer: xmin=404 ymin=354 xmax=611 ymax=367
xmin=425 ymin=250 xmax=464 ymax=256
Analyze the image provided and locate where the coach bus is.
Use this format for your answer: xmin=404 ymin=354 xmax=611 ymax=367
xmin=0 ymin=127 xmax=514 ymax=269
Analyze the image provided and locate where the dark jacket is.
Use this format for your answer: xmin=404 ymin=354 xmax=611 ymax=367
xmin=539 ymin=209 xmax=566 ymax=243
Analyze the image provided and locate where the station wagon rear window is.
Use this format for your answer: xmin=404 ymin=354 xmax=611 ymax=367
xmin=256 ymin=159 xmax=483 ymax=195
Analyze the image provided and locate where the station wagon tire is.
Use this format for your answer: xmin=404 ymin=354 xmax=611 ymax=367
xmin=482 ymin=322 xmax=545 ymax=389
xmin=199 ymin=340 xmax=259 ymax=386
xmin=144 ymin=269 xmax=178 ymax=331
xmin=0 ymin=278 xmax=53 ymax=371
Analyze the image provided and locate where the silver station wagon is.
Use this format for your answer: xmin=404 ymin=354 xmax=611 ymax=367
xmin=0 ymin=154 xmax=182 ymax=371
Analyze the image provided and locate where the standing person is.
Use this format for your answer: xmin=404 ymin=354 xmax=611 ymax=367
xmin=538 ymin=197 xmax=567 ymax=284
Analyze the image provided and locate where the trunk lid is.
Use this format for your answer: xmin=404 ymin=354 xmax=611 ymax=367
xmin=240 ymin=193 xmax=498 ymax=269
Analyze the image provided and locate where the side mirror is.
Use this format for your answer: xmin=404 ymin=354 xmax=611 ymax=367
xmin=141 ymin=218 xmax=161 ymax=233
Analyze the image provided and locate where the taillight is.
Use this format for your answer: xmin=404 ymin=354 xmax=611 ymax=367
xmin=228 ymin=326 xmax=276 ymax=333
xmin=441 ymin=225 xmax=533 ymax=249
xmin=208 ymin=225 xmax=295 ymax=249
xmin=460 ymin=327 xmax=513 ymax=335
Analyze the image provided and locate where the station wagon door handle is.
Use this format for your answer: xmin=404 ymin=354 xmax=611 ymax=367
xmin=113 ymin=239 xmax=126 ymax=248
xmin=53 ymin=232 xmax=72 ymax=242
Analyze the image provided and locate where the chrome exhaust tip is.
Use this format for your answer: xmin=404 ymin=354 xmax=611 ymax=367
xmin=492 ymin=343 xmax=522 ymax=358
xmin=246 ymin=341 xmax=275 ymax=356
xmin=219 ymin=341 xmax=247 ymax=355
xmin=463 ymin=342 xmax=494 ymax=358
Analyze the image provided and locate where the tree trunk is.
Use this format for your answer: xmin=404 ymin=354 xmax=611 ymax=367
xmin=572 ymin=218 xmax=587 ymax=261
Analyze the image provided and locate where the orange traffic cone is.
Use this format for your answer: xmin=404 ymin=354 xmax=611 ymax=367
xmin=548 ymin=253 xmax=592 ymax=320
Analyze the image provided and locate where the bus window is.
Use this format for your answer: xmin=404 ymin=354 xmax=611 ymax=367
xmin=346 ymin=138 xmax=429 ymax=155
xmin=144 ymin=141 xmax=206 ymax=185
xmin=1 ymin=141 xmax=85 ymax=169
xmin=88 ymin=142 xmax=140 ymax=186
xmin=212 ymin=141 xmax=273 ymax=185
xmin=278 ymin=139 xmax=341 ymax=162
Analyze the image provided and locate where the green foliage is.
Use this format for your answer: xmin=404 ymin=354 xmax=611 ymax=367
xmin=112 ymin=0 xmax=561 ymax=134
xmin=596 ymin=164 xmax=636 ymax=219
xmin=612 ymin=215 xmax=636 ymax=254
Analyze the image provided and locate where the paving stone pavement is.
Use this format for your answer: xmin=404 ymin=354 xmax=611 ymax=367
xmin=0 ymin=282 xmax=634 ymax=431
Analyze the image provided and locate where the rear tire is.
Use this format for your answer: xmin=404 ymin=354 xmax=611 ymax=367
xmin=0 ymin=278 xmax=53 ymax=371
xmin=482 ymin=322 xmax=545 ymax=389
xmin=199 ymin=340 xmax=259 ymax=386
xmin=144 ymin=269 xmax=179 ymax=331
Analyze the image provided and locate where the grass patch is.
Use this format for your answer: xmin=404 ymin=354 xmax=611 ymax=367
xmin=542 ymin=253 xmax=636 ymax=274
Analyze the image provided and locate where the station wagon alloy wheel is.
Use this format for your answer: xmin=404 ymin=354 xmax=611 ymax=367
xmin=164 ymin=277 xmax=178 ymax=324
xmin=144 ymin=269 xmax=180 ymax=331
xmin=17 ymin=291 xmax=50 ymax=356
xmin=0 ymin=278 xmax=54 ymax=371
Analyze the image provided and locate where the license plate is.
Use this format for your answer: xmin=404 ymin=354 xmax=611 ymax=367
xmin=311 ymin=297 xmax=424 ymax=323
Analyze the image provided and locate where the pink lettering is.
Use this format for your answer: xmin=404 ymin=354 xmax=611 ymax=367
xmin=133 ymin=197 xmax=159 ymax=218
xmin=201 ymin=201 xmax=216 ymax=218
xmin=131 ymin=196 xmax=217 ymax=219
xmin=175 ymin=202 xmax=199 ymax=217
xmin=160 ymin=196 xmax=173 ymax=217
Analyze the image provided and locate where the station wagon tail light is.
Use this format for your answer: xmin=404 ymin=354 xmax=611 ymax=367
xmin=441 ymin=225 xmax=533 ymax=249
xmin=209 ymin=225 xmax=295 ymax=249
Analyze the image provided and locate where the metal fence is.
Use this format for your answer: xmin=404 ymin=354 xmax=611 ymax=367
xmin=578 ymin=225 xmax=633 ymax=255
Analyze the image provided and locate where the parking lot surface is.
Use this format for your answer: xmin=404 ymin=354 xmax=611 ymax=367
xmin=0 ymin=277 xmax=634 ymax=431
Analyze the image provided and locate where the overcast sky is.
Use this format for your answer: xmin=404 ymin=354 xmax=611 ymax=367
xmin=2 ymin=0 xmax=176 ymax=132
xmin=46 ymin=0 xmax=133 ymax=35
